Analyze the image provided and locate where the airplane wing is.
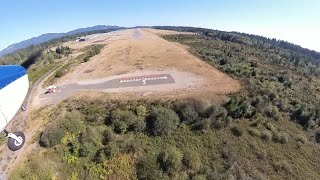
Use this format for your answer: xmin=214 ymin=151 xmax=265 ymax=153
xmin=0 ymin=65 xmax=29 ymax=151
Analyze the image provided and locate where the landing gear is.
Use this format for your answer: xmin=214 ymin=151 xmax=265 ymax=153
xmin=21 ymin=105 xmax=26 ymax=111
xmin=4 ymin=130 xmax=25 ymax=151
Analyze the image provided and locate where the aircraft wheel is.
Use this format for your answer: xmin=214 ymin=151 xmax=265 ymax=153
xmin=7 ymin=131 xmax=25 ymax=151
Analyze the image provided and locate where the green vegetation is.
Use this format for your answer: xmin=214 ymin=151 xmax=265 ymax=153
xmin=25 ymin=46 xmax=73 ymax=83
xmin=159 ymin=27 xmax=320 ymax=138
xmin=78 ymin=44 xmax=105 ymax=62
xmin=43 ymin=44 xmax=104 ymax=87
xmin=10 ymin=97 xmax=320 ymax=179
xmin=0 ymin=28 xmax=122 ymax=66
xmin=9 ymin=26 xmax=320 ymax=179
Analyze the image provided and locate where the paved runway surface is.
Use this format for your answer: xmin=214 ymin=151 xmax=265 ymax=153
xmin=40 ymin=74 xmax=175 ymax=99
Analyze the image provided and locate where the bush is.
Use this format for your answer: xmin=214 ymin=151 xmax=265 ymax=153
xmin=55 ymin=69 xmax=64 ymax=78
xmin=295 ymin=134 xmax=307 ymax=144
xmin=80 ymin=126 xmax=102 ymax=147
xmin=103 ymin=127 xmax=115 ymax=144
xmin=158 ymin=146 xmax=183 ymax=174
xmin=279 ymin=134 xmax=289 ymax=144
xmin=264 ymin=122 xmax=276 ymax=132
xmin=212 ymin=118 xmax=226 ymax=130
xmin=40 ymin=111 xmax=84 ymax=147
xmin=137 ymin=156 xmax=164 ymax=180
xmin=111 ymin=109 xmax=139 ymax=130
xmin=132 ymin=118 xmax=146 ymax=132
xmin=192 ymin=118 xmax=211 ymax=131
xmin=82 ymin=104 xmax=105 ymax=124
xmin=178 ymin=104 xmax=199 ymax=124
xmin=205 ymin=106 xmax=228 ymax=119
xmin=83 ymin=56 xmax=90 ymax=62
xmin=40 ymin=124 xmax=65 ymax=147
xmin=148 ymin=107 xmax=180 ymax=136
xmin=231 ymin=125 xmax=244 ymax=137
xmin=272 ymin=131 xmax=281 ymax=143
xmin=104 ymin=142 xmax=119 ymax=159
xmin=136 ymin=105 xmax=147 ymax=117
xmin=261 ymin=130 xmax=272 ymax=141
xmin=182 ymin=150 xmax=201 ymax=173
xmin=247 ymin=128 xmax=261 ymax=137
xmin=113 ymin=120 xmax=128 ymax=134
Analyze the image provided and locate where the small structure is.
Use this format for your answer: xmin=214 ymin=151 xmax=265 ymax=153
xmin=76 ymin=37 xmax=86 ymax=42
xmin=45 ymin=85 xmax=57 ymax=94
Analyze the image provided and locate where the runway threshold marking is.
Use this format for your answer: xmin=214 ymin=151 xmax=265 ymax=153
xmin=119 ymin=74 xmax=169 ymax=85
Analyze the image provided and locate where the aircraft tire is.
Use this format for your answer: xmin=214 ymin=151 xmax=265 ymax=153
xmin=7 ymin=131 xmax=25 ymax=151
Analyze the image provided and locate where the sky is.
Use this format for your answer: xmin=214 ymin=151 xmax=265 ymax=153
xmin=0 ymin=0 xmax=320 ymax=52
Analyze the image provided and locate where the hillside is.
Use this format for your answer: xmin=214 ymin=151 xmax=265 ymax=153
xmin=3 ymin=27 xmax=320 ymax=180
xmin=0 ymin=25 xmax=120 ymax=57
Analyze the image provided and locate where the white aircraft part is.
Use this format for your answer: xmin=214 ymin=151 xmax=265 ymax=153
xmin=0 ymin=74 xmax=29 ymax=132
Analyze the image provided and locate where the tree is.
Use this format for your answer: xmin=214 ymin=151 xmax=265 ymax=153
xmin=158 ymin=146 xmax=183 ymax=174
xmin=148 ymin=107 xmax=180 ymax=136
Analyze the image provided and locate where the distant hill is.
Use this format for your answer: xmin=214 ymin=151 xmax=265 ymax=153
xmin=0 ymin=25 xmax=119 ymax=57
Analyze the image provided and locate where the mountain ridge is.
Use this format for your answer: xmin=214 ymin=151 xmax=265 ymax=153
xmin=0 ymin=25 xmax=119 ymax=57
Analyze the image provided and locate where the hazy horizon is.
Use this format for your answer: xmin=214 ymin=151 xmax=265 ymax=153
xmin=1 ymin=0 xmax=320 ymax=52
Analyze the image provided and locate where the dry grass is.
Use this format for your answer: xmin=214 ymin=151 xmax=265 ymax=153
xmin=59 ymin=29 xmax=240 ymax=100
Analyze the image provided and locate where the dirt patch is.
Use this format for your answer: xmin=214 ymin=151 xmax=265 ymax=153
xmin=84 ymin=69 xmax=95 ymax=73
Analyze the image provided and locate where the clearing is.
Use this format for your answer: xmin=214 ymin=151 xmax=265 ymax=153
xmin=33 ymin=28 xmax=240 ymax=108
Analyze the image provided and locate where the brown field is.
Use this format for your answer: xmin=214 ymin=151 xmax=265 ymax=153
xmin=60 ymin=28 xmax=240 ymax=100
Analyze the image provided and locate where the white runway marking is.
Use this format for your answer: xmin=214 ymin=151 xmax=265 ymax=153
xmin=119 ymin=75 xmax=168 ymax=83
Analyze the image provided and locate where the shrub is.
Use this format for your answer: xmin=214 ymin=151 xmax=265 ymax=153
xmin=272 ymin=131 xmax=281 ymax=143
xmin=205 ymin=106 xmax=228 ymax=119
xmin=136 ymin=105 xmax=147 ymax=117
xmin=272 ymin=131 xmax=289 ymax=144
xmin=279 ymin=134 xmax=289 ymax=144
xmin=212 ymin=119 xmax=226 ymax=130
xmin=80 ymin=126 xmax=102 ymax=147
xmin=55 ymin=69 xmax=64 ymax=78
xmin=61 ymin=111 xmax=84 ymax=134
xmin=148 ymin=107 xmax=180 ymax=136
xmin=113 ymin=120 xmax=128 ymax=134
xmin=264 ymin=122 xmax=276 ymax=132
xmin=83 ymin=56 xmax=90 ymax=62
xmin=82 ymin=104 xmax=105 ymax=124
xmin=40 ymin=124 xmax=65 ymax=147
xmin=247 ymin=128 xmax=261 ymax=137
xmin=137 ymin=156 xmax=164 ymax=180
xmin=79 ymin=142 xmax=96 ymax=158
xmin=273 ymin=160 xmax=292 ymax=173
xmin=132 ymin=118 xmax=146 ymax=132
xmin=178 ymin=104 xmax=199 ymax=124
xmin=158 ymin=146 xmax=183 ymax=174
xmin=231 ymin=125 xmax=244 ymax=137
xmin=295 ymin=134 xmax=307 ymax=144
xmin=40 ymin=111 xmax=84 ymax=147
xmin=104 ymin=142 xmax=119 ymax=159
xmin=103 ymin=127 xmax=115 ymax=144
xmin=192 ymin=118 xmax=211 ymax=131
xmin=182 ymin=150 xmax=201 ymax=172
xmin=261 ymin=130 xmax=272 ymax=141
xmin=111 ymin=109 xmax=139 ymax=130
